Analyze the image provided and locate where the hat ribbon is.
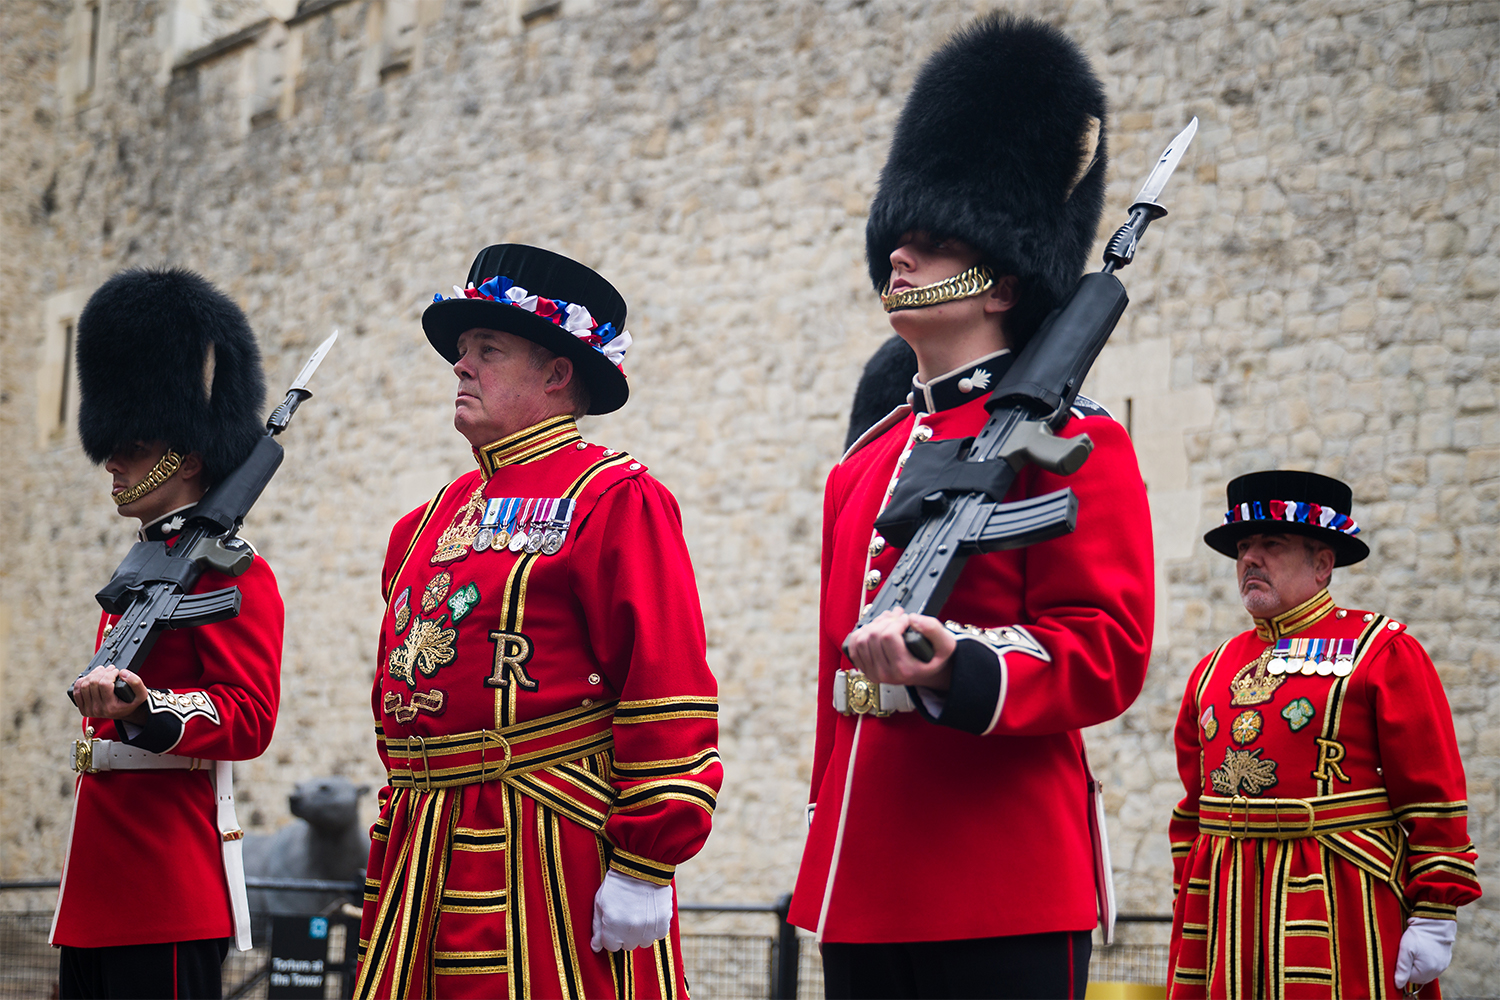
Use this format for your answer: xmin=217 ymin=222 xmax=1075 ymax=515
xmin=1222 ymin=499 xmax=1360 ymax=537
xmin=434 ymin=275 xmax=631 ymax=370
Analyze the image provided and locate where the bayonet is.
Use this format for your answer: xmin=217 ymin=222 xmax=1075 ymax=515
xmin=267 ymin=329 xmax=338 ymax=434
xmin=1103 ymin=118 xmax=1199 ymax=271
xmin=1132 ymin=117 xmax=1198 ymax=210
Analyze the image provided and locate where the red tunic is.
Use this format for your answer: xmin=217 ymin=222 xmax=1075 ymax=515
xmin=789 ymin=380 xmax=1154 ymax=943
xmin=355 ymin=417 xmax=721 ymax=1000
xmin=52 ymin=521 xmax=283 ymax=948
xmin=1166 ymin=591 xmax=1481 ymax=999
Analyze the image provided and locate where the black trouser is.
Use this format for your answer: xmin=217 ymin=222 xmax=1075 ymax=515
xmin=822 ymin=930 xmax=1092 ymax=1000
xmin=59 ymin=938 xmax=230 ymax=999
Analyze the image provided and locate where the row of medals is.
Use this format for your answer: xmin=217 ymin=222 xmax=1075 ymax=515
xmin=1266 ymin=653 xmax=1354 ymax=677
xmin=472 ymin=497 xmax=574 ymax=557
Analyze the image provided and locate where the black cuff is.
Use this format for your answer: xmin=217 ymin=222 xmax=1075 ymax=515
xmin=922 ymin=638 xmax=1004 ymax=735
xmin=120 ymin=710 xmax=183 ymax=754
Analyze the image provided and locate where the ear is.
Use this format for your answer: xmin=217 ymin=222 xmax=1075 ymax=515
xmin=1315 ymin=545 xmax=1336 ymax=587
xmin=542 ymin=355 xmax=575 ymax=396
xmin=178 ymin=451 xmax=206 ymax=485
xmin=358 ymin=784 xmax=372 ymax=798
xmin=982 ymin=275 xmax=1021 ymax=316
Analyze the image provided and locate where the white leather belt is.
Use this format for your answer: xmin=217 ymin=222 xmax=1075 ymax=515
xmin=71 ymin=737 xmax=207 ymax=773
xmin=68 ymin=738 xmax=252 ymax=951
xmin=833 ymin=669 xmax=916 ymax=716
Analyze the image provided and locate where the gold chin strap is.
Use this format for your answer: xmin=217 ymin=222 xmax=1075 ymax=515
xmin=880 ymin=263 xmax=994 ymax=313
xmin=113 ymin=450 xmax=183 ymax=507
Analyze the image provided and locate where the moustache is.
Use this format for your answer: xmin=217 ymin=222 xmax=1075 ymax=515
xmin=1239 ymin=568 xmax=1271 ymax=589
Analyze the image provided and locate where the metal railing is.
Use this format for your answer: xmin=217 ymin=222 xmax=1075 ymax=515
xmin=0 ymin=879 xmax=1170 ymax=999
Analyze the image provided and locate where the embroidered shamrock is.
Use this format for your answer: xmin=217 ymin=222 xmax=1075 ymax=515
xmin=1281 ymin=697 xmax=1316 ymax=732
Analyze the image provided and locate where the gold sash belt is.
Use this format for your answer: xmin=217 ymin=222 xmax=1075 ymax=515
xmin=1198 ymin=788 xmax=1398 ymax=841
xmin=382 ymin=700 xmax=617 ymax=792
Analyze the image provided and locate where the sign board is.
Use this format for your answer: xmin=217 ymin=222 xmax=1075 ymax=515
xmin=268 ymin=915 xmax=331 ymax=999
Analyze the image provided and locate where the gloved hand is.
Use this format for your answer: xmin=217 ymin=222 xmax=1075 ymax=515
xmin=590 ymin=869 xmax=672 ymax=952
xmin=1394 ymin=916 xmax=1457 ymax=989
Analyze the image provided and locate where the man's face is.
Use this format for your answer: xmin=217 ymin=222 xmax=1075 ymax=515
xmin=452 ymin=328 xmax=557 ymax=447
xmin=887 ymin=232 xmax=985 ymax=300
xmin=105 ymin=439 xmax=196 ymax=523
xmin=886 ymin=232 xmax=1017 ymax=349
xmin=1235 ymin=532 xmax=1333 ymax=619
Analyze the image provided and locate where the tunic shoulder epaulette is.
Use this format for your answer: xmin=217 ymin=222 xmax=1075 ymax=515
xmin=1069 ymin=395 xmax=1113 ymax=420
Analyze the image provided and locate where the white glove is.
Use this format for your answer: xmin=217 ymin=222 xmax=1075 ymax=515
xmin=1394 ymin=916 xmax=1456 ymax=989
xmin=590 ymin=870 xmax=673 ymax=953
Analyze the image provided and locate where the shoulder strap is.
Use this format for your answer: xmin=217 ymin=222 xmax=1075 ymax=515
xmin=1192 ymin=639 xmax=1235 ymax=717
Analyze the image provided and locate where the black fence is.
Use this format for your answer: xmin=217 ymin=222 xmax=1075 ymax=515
xmin=0 ymin=880 xmax=1170 ymax=999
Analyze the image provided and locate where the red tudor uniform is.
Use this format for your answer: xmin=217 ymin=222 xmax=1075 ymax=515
xmin=52 ymin=518 xmax=284 ymax=948
xmin=355 ymin=416 xmax=721 ymax=999
xmin=1166 ymin=590 xmax=1481 ymax=998
xmin=789 ymin=364 xmax=1154 ymax=943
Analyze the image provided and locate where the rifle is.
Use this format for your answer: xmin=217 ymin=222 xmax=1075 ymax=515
xmin=864 ymin=120 xmax=1198 ymax=659
xmin=68 ymin=331 xmax=339 ymax=706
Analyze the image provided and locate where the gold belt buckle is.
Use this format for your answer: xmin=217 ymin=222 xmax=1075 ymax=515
xmin=1280 ymin=798 xmax=1315 ymax=838
xmin=412 ymin=735 xmax=431 ymax=792
xmin=72 ymin=738 xmax=99 ymax=775
xmin=479 ymin=730 xmax=512 ymax=781
xmin=844 ymin=671 xmax=890 ymax=717
xmin=1229 ymin=795 xmax=1251 ymax=840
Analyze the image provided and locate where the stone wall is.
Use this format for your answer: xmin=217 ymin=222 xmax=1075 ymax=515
xmin=0 ymin=0 xmax=1496 ymax=988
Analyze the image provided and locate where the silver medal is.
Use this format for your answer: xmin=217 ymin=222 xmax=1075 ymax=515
xmin=541 ymin=529 xmax=563 ymax=555
xmin=474 ymin=527 xmax=493 ymax=553
xmin=508 ymin=530 xmax=527 ymax=553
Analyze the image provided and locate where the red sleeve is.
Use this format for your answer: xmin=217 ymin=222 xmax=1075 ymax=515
xmin=990 ymin=415 xmax=1155 ymax=735
xmin=118 ymin=555 xmax=284 ymax=758
xmin=807 ymin=462 xmax=845 ymax=810
xmin=567 ymin=475 xmax=722 ymax=885
xmin=1169 ymin=653 xmax=1213 ymax=894
xmin=1368 ymin=634 xmax=1482 ymax=919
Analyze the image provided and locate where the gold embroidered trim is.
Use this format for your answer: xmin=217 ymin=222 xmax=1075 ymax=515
xmin=1253 ymin=589 xmax=1336 ymax=641
xmin=473 ymin=415 xmax=582 ymax=478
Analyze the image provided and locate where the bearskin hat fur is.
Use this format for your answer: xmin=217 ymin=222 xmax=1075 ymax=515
xmin=76 ymin=268 xmax=266 ymax=486
xmin=866 ymin=14 xmax=1109 ymax=349
xmin=845 ymin=336 xmax=918 ymax=450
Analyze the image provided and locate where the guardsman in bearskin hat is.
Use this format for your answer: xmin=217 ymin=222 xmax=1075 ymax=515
xmin=353 ymin=245 xmax=721 ymax=999
xmin=52 ymin=269 xmax=284 ymax=998
xmin=788 ymin=15 xmax=1155 ymax=998
xmin=1167 ymin=472 xmax=1480 ymax=998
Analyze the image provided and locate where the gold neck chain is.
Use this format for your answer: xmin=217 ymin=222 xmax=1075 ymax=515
xmin=880 ymin=264 xmax=994 ymax=313
xmin=113 ymin=450 xmax=183 ymax=507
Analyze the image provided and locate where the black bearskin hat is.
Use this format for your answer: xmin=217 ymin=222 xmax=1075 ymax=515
xmin=866 ymin=14 xmax=1109 ymax=348
xmin=845 ymin=336 xmax=917 ymax=450
xmin=76 ymin=268 xmax=266 ymax=486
